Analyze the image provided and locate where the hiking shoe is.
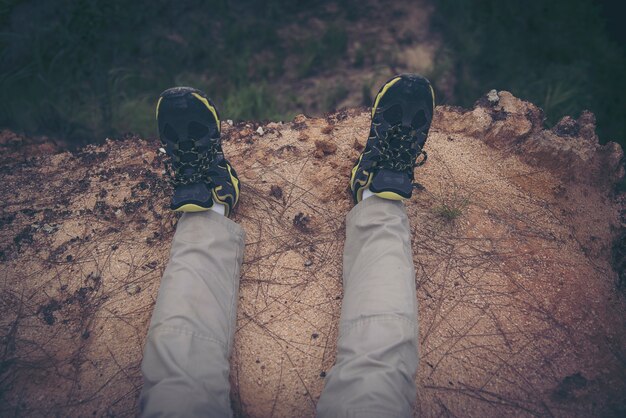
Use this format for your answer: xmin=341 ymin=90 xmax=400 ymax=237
xmin=156 ymin=87 xmax=240 ymax=215
xmin=350 ymin=74 xmax=434 ymax=203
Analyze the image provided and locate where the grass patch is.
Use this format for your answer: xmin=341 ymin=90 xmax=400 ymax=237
xmin=432 ymin=198 xmax=469 ymax=222
xmin=433 ymin=204 xmax=463 ymax=221
xmin=431 ymin=183 xmax=470 ymax=222
xmin=222 ymin=83 xmax=291 ymax=122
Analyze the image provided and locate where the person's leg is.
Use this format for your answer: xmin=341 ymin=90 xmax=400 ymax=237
xmin=317 ymin=74 xmax=434 ymax=417
xmin=140 ymin=87 xmax=243 ymax=417
xmin=316 ymin=197 xmax=418 ymax=418
xmin=140 ymin=211 xmax=245 ymax=417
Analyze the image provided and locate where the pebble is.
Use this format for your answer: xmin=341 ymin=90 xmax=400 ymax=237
xmin=226 ymin=119 xmax=234 ymax=126
xmin=256 ymin=126 xmax=265 ymax=136
xmin=487 ymin=89 xmax=499 ymax=104
xmin=304 ymin=259 xmax=313 ymax=267
xmin=158 ymin=147 xmax=166 ymax=154
xmin=125 ymin=284 xmax=141 ymax=295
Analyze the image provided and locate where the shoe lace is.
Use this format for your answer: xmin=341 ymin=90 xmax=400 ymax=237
xmin=163 ymin=141 xmax=220 ymax=187
xmin=373 ymin=124 xmax=427 ymax=178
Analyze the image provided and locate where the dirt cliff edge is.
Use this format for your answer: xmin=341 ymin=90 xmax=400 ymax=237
xmin=1 ymin=93 xmax=625 ymax=417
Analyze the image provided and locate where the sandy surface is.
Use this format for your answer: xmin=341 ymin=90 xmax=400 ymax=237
xmin=1 ymin=93 xmax=625 ymax=417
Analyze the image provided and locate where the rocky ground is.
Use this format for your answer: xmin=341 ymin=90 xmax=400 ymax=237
xmin=1 ymin=92 xmax=625 ymax=417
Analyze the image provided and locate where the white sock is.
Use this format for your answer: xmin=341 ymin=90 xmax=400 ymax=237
xmin=362 ymin=188 xmax=375 ymax=201
xmin=211 ymin=202 xmax=226 ymax=216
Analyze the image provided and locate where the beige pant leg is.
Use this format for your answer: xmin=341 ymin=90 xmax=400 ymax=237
xmin=140 ymin=211 xmax=245 ymax=418
xmin=317 ymin=196 xmax=418 ymax=418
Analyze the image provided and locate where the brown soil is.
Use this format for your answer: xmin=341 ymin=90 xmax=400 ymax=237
xmin=1 ymin=93 xmax=625 ymax=417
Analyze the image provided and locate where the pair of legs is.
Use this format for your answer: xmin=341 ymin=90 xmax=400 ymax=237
xmin=141 ymin=196 xmax=417 ymax=417
xmin=140 ymin=74 xmax=434 ymax=417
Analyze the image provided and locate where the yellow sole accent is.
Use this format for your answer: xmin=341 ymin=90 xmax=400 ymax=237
xmin=155 ymin=96 xmax=163 ymax=120
xmin=191 ymin=92 xmax=221 ymax=133
xmin=351 ymin=154 xmax=374 ymax=202
xmin=174 ymin=204 xmax=211 ymax=212
xmin=212 ymin=186 xmax=235 ymax=204
xmin=212 ymin=188 xmax=235 ymax=217
xmin=350 ymin=154 xmax=364 ymax=186
xmin=374 ymin=191 xmax=405 ymax=201
xmin=210 ymin=165 xmax=239 ymax=217
xmin=226 ymin=164 xmax=240 ymax=204
xmin=357 ymin=175 xmax=373 ymax=202
xmin=211 ymin=188 xmax=229 ymax=217
xmin=371 ymin=76 xmax=401 ymax=117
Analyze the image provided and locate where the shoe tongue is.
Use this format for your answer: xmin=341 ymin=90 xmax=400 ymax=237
xmin=371 ymin=169 xmax=412 ymax=197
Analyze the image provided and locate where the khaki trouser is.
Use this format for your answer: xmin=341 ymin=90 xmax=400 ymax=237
xmin=140 ymin=196 xmax=418 ymax=417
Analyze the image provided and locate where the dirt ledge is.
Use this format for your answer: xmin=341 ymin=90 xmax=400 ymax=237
xmin=1 ymin=94 xmax=625 ymax=417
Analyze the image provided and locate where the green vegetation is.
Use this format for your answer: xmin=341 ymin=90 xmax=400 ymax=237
xmin=0 ymin=0 xmax=624 ymax=149
xmin=433 ymin=0 xmax=626 ymax=146
xmin=432 ymin=193 xmax=469 ymax=222
xmin=433 ymin=203 xmax=465 ymax=221
xmin=0 ymin=0 xmax=355 ymax=144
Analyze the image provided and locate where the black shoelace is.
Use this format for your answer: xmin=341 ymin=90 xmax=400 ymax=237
xmin=373 ymin=124 xmax=427 ymax=177
xmin=162 ymin=141 xmax=220 ymax=187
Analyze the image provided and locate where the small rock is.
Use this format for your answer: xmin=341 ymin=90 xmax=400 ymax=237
xmin=42 ymin=224 xmax=56 ymax=234
xmin=125 ymin=284 xmax=141 ymax=295
xmin=304 ymin=259 xmax=313 ymax=267
xmin=158 ymin=147 xmax=166 ymax=154
xmin=256 ymin=126 xmax=265 ymax=136
xmin=487 ymin=89 xmax=499 ymax=104
xmin=226 ymin=119 xmax=234 ymax=126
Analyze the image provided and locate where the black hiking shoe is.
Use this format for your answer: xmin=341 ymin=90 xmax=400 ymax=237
xmin=350 ymin=74 xmax=434 ymax=203
xmin=157 ymin=87 xmax=240 ymax=216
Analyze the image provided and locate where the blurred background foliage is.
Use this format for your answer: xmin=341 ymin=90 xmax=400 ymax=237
xmin=0 ymin=0 xmax=624 ymax=148
xmin=433 ymin=0 xmax=626 ymax=148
